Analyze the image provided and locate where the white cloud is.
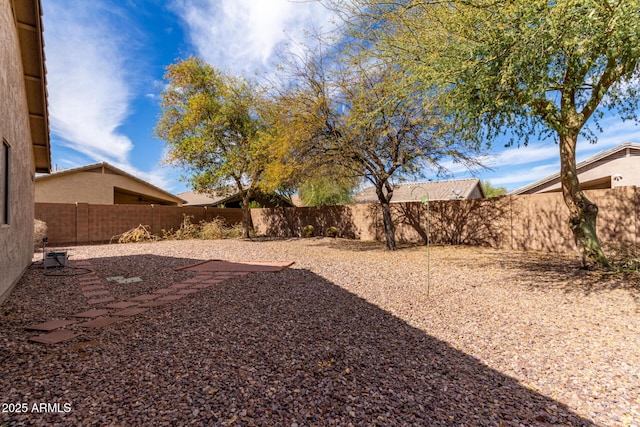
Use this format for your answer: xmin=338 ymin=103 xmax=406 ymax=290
xmin=490 ymin=163 xmax=560 ymax=187
xmin=44 ymin=0 xmax=134 ymax=164
xmin=489 ymin=144 xmax=559 ymax=167
xmin=170 ymin=0 xmax=336 ymax=75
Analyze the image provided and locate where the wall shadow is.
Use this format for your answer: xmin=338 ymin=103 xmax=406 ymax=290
xmin=254 ymin=205 xmax=361 ymax=239
xmin=510 ymin=199 xmax=574 ymax=253
xmin=1 ymin=254 xmax=595 ymax=425
xmin=393 ymin=199 xmax=509 ymax=247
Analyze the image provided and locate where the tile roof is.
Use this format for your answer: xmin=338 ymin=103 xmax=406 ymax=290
xmin=178 ymin=190 xmax=229 ymax=206
xmin=178 ymin=189 xmax=293 ymax=207
xmin=353 ymin=178 xmax=484 ymax=203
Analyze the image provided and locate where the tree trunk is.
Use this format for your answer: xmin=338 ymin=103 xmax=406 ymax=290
xmin=376 ymin=183 xmax=397 ymax=250
xmin=559 ymin=133 xmax=609 ymax=268
xmin=241 ymin=192 xmax=252 ymax=239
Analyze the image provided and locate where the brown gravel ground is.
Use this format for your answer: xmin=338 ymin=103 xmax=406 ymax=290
xmin=1 ymin=238 xmax=639 ymax=426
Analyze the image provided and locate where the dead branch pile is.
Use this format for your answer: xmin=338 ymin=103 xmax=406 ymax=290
xmin=111 ymin=224 xmax=158 ymax=244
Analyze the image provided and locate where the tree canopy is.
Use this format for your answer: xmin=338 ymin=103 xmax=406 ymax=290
xmin=481 ymin=180 xmax=507 ymax=198
xmin=269 ymin=41 xmax=480 ymax=249
xmin=332 ymin=0 xmax=640 ymax=265
xmin=155 ymin=57 xmax=269 ymax=238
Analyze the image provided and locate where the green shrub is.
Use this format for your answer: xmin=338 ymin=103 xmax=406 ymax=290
xmin=302 ymin=225 xmax=315 ymax=238
xmin=325 ymin=226 xmax=338 ymax=238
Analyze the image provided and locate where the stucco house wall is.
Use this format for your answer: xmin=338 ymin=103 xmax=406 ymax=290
xmin=0 ymin=0 xmax=49 ymax=304
xmin=35 ymin=163 xmax=184 ymax=206
xmin=512 ymin=143 xmax=640 ymax=194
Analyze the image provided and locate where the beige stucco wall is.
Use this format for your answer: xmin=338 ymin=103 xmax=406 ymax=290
xmin=0 ymin=0 xmax=37 ymax=304
xmin=35 ymin=169 xmax=182 ymax=205
xmin=251 ymin=187 xmax=637 ymax=254
xmin=528 ymin=154 xmax=640 ymax=193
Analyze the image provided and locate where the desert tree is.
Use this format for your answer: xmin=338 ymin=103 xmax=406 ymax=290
xmin=481 ymin=180 xmax=507 ymax=198
xmin=332 ymin=0 xmax=640 ymax=266
xmin=155 ymin=56 xmax=269 ymax=238
xmin=272 ymin=41 xmax=480 ymax=249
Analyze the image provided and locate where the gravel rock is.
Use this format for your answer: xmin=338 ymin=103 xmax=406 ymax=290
xmin=1 ymin=238 xmax=638 ymax=426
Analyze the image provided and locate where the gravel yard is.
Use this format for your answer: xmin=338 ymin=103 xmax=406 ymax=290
xmin=1 ymin=238 xmax=639 ymax=426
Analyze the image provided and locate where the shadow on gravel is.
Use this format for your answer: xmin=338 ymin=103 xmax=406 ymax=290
xmin=490 ymin=250 xmax=640 ymax=297
xmin=1 ymin=255 xmax=595 ymax=426
xmin=301 ymin=238 xmax=425 ymax=252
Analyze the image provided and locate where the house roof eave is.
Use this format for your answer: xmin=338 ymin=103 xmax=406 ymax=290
xmin=13 ymin=0 xmax=50 ymax=173
xmin=509 ymin=142 xmax=640 ymax=195
xmin=35 ymin=162 xmax=186 ymax=204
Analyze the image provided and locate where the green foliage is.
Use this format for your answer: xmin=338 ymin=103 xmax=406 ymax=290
xmin=155 ymin=57 xmax=269 ymax=238
xmin=332 ymin=0 xmax=640 ymax=264
xmin=325 ymin=226 xmax=338 ymax=238
xmin=481 ymin=180 xmax=507 ymax=198
xmin=273 ymin=39 xmax=481 ymax=249
xmin=302 ymin=225 xmax=315 ymax=238
xmin=298 ymin=174 xmax=356 ymax=206
xmin=336 ymin=0 xmax=640 ymax=143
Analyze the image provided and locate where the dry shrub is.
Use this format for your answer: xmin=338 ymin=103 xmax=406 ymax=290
xmin=162 ymin=216 xmax=243 ymax=240
xmin=176 ymin=215 xmax=199 ymax=240
xmin=199 ymin=217 xmax=226 ymax=239
xmin=112 ymin=224 xmax=158 ymax=243
xmin=162 ymin=215 xmax=199 ymax=240
xmin=33 ymin=219 xmax=47 ymax=251
xmin=224 ymin=223 xmax=245 ymax=239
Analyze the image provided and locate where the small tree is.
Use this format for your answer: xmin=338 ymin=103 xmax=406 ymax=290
xmin=155 ymin=57 xmax=268 ymax=238
xmin=273 ymin=43 xmax=479 ymax=249
xmin=298 ymin=174 xmax=357 ymax=206
xmin=481 ymin=180 xmax=507 ymax=198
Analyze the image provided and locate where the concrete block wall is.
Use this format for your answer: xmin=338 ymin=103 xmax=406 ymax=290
xmin=35 ymin=203 xmax=243 ymax=244
xmin=33 ymin=187 xmax=638 ymax=255
xmin=251 ymin=187 xmax=638 ymax=255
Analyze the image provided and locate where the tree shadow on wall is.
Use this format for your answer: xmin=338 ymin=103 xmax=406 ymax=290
xmin=256 ymin=206 xmax=361 ymax=239
xmin=510 ymin=188 xmax=638 ymax=256
xmin=393 ymin=198 xmax=510 ymax=247
xmin=1 ymin=254 xmax=597 ymax=425
xmin=510 ymin=196 xmax=575 ymax=253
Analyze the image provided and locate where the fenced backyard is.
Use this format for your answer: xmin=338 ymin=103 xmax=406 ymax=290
xmin=1 ymin=238 xmax=638 ymax=425
xmin=36 ymin=187 xmax=638 ymax=257
xmin=252 ymin=186 xmax=638 ymax=254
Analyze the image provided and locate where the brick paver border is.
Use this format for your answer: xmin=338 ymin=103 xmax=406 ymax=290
xmin=27 ymin=260 xmax=292 ymax=344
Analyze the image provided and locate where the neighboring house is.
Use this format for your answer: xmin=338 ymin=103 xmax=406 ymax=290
xmin=511 ymin=142 xmax=640 ymax=195
xmin=178 ymin=189 xmax=293 ymax=208
xmin=1 ymin=0 xmax=50 ymax=303
xmin=353 ymin=178 xmax=485 ymax=203
xmin=35 ymin=162 xmax=185 ymax=206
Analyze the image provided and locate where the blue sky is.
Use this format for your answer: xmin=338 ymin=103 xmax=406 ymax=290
xmin=41 ymin=0 xmax=640 ymax=195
